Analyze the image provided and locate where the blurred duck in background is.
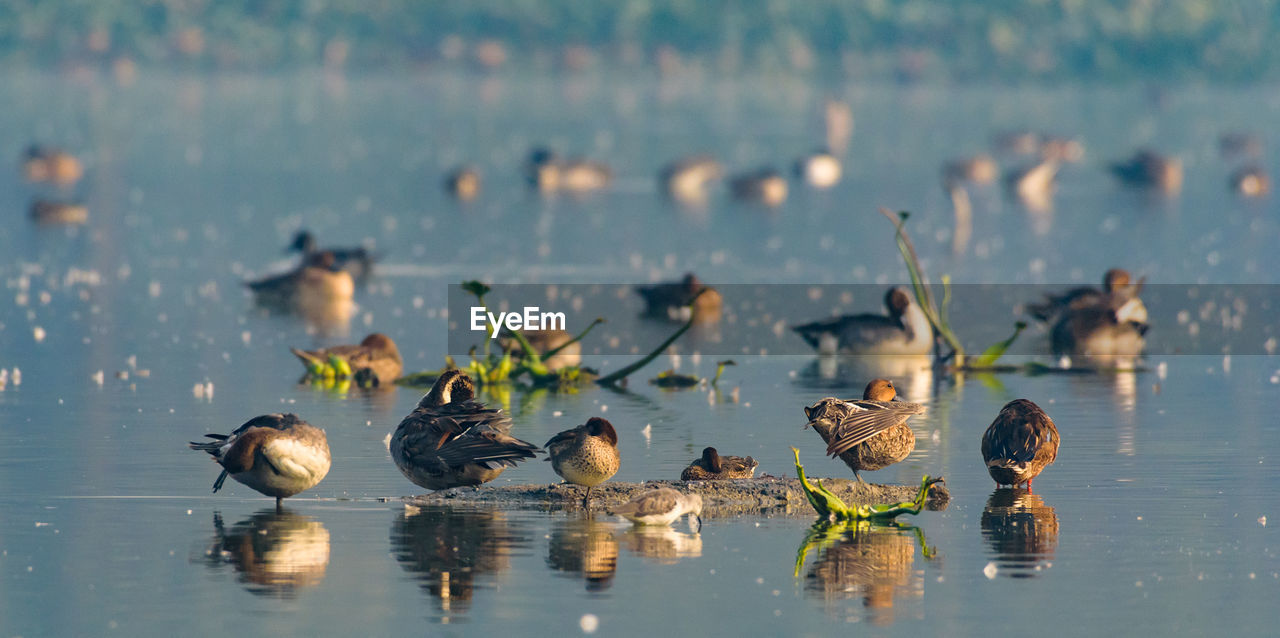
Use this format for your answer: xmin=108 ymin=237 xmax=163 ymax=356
xmin=793 ymin=150 xmax=842 ymax=188
xmin=445 ymin=166 xmax=481 ymax=201
xmin=1109 ymin=149 xmax=1182 ymax=193
xmin=659 ymin=154 xmax=723 ymax=205
xmin=525 ymin=147 xmax=612 ymax=193
xmin=792 ymin=288 xmax=933 ymax=356
xmin=729 ymin=168 xmax=787 ymax=206
xmin=635 ymin=272 xmax=722 ymax=323
xmin=23 ymin=145 xmax=83 ymax=185
xmin=288 ymin=230 xmax=378 ymax=280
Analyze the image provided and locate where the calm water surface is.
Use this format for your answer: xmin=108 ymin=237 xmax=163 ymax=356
xmin=1 ymin=72 xmax=1279 ymax=636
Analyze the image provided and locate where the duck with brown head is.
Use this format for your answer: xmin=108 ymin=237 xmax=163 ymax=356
xmin=390 ymin=370 xmax=540 ymax=491
xmin=290 ymin=332 xmax=403 ymax=385
xmin=680 ymin=447 xmax=758 ymax=480
xmin=792 ymin=288 xmax=933 ymax=355
xmin=803 ymin=379 xmax=925 ymax=482
xmin=189 ymin=413 xmax=332 ymax=510
xmin=545 ymin=417 xmax=621 ymax=507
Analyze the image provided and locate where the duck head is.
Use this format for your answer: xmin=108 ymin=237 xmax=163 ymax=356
xmin=863 ymin=378 xmax=898 ymax=401
xmin=585 ymin=417 xmax=617 ymax=446
xmin=420 ymin=370 xmax=475 ymax=408
xmin=289 ymin=231 xmax=317 ymax=255
xmin=1103 ymin=269 xmax=1131 ymax=292
xmin=884 ymin=288 xmax=913 ymax=319
xmin=700 ymin=447 xmax=722 ymax=473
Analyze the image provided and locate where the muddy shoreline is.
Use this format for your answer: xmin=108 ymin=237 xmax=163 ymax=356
xmin=404 ymin=476 xmax=950 ymax=518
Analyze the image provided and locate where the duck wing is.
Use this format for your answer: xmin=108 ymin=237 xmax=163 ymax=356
xmin=982 ymin=409 xmax=1056 ymax=466
xmin=821 ymin=400 xmax=925 ymax=457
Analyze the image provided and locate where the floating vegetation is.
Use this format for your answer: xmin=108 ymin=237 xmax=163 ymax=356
xmin=648 ymin=360 xmax=735 ymax=389
xmin=792 ymin=447 xmax=943 ymax=521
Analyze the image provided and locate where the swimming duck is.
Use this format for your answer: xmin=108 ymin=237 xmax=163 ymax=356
xmin=659 ymin=154 xmax=723 ymax=203
xmin=793 ymin=150 xmax=842 ymax=188
xmin=1050 ymin=296 xmax=1148 ymax=365
xmin=1027 ymin=268 xmax=1140 ymax=324
xmin=1109 ymin=149 xmax=1183 ymax=193
xmin=943 ymin=154 xmax=999 ymax=186
xmin=390 ymin=370 xmax=540 ymax=491
xmin=444 ymin=166 xmax=481 ymax=201
xmin=189 ymin=413 xmax=332 ymax=507
xmin=246 ymin=252 xmax=356 ymax=309
xmin=609 ymin=488 xmax=702 ymax=529
xmin=525 ymin=147 xmax=611 ymax=193
xmin=497 ymin=328 xmax=581 ymax=371
xmin=635 ymin=273 xmax=723 ymax=322
xmin=1230 ymin=165 xmax=1270 ymax=197
xmin=288 ymin=230 xmax=377 ymax=280
xmin=545 ymin=417 xmax=620 ymax=506
xmin=23 ymin=146 xmax=83 ymax=184
xmin=729 ymin=168 xmax=788 ymax=206
xmin=981 ymin=399 xmax=1059 ymax=490
xmin=680 ymin=447 xmax=758 ymax=480
xmin=29 ymin=200 xmax=88 ymax=225
xmin=803 ymin=378 xmax=924 ymax=482
xmin=290 ymin=332 xmax=403 ymax=385
xmin=792 ymin=288 xmax=933 ymax=356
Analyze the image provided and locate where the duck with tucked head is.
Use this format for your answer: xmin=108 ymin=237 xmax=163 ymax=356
xmin=545 ymin=417 xmax=621 ymax=507
xmin=290 ymin=333 xmax=403 ymax=386
xmin=803 ymin=379 xmax=925 ymax=482
xmin=1050 ymin=296 xmax=1148 ymax=366
xmin=609 ymin=488 xmax=702 ymax=529
xmin=792 ymin=288 xmax=933 ymax=356
xmin=189 ymin=413 xmax=332 ymax=508
xmin=680 ymin=447 xmax=758 ymax=481
xmin=1109 ymin=149 xmax=1183 ymax=193
xmin=390 ymin=370 xmax=540 ymax=491
xmin=981 ymin=399 xmax=1059 ymax=490
xmin=288 ymin=230 xmax=378 ymax=280
xmin=635 ymin=272 xmax=722 ymax=323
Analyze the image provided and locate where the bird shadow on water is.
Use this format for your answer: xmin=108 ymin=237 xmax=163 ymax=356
xmin=195 ymin=508 xmax=331 ymax=599
xmin=390 ymin=505 xmax=534 ymax=622
xmin=794 ymin=520 xmax=938 ymax=626
xmin=980 ymin=488 xmax=1060 ymax=579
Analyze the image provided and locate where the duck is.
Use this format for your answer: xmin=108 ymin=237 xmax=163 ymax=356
xmin=1230 ymin=165 xmax=1270 ymax=197
xmin=444 ymin=166 xmax=481 ymax=201
xmin=1026 ymin=268 xmax=1140 ymax=324
xmin=792 ymin=288 xmax=933 ymax=356
xmin=23 ymin=146 xmax=83 ymax=184
xmin=287 ymin=230 xmax=377 ymax=280
xmin=1050 ymin=296 xmax=1148 ymax=365
xmin=680 ymin=447 xmax=758 ymax=480
xmin=793 ymin=150 xmax=842 ymax=188
xmin=525 ymin=147 xmax=611 ymax=193
xmin=635 ymin=272 xmax=723 ymax=323
xmin=290 ymin=332 xmax=403 ymax=385
xmin=1038 ymin=137 xmax=1084 ymax=163
xmin=981 ymin=399 xmax=1060 ymax=490
xmin=1005 ymin=159 xmax=1059 ymax=209
xmin=729 ymin=168 xmax=788 ymax=206
xmin=659 ymin=154 xmax=723 ymax=203
xmin=802 ymin=378 xmax=924 ymax=482
xmin=943 ymin=154 xmax=999 ymax=186
xmin=1109 ymin=149 xmax=1183 ymax=193
xmin=496 ymin=328 xmax=581 ymax=371
xmin=246 ymin=252 xmax=356 ymax=309
xmin=545 ymin=417 xmax=621 ymax=506
xmin=390 ymin=370 xmax=540 ymax=491
xmin=29 ymin=200 xmax=88 ymax=225
xmin=609 ymin=488 xmax=702 ymax=529
xmin=189 ymin=413 xmax=332 ymax=507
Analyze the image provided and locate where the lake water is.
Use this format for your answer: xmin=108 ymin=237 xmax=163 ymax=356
xmin=1 ymin=70 xmax=1279 ymax=636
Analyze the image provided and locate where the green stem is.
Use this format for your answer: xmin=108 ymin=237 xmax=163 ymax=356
xmin=595 ymin=293 xmax=703 ymax=387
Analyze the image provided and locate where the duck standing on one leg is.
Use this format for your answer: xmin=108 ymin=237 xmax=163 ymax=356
xmin=545 ymin=417 xmax=620 ymax=507
xmin=981 ymin=399 xmax=1060 ymax=491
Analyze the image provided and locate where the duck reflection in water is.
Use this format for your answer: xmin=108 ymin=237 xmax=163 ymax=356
xmin=198 ymin=509 xmax=330 ymax=599
xmin=391 ymin=505 xmax=531 ymax=619
xmin=795 ymin=520 xmax=936 ymax=626
xmin=981 ymin=488 xmax=1059 ymax=578
xmin=546 ymin=514 xmax=619 ymax=592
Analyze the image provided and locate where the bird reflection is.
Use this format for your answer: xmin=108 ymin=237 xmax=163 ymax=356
xmin=980 ymin=488 xmax=1059 ymax=578
xmin=619 ymin=526 xmax=703 ymax=564
xmin=390 ymin=505 xmax=532 ymax=619
xmin=795 ymin=520 xmax=933 ymax=626
xmin=198 ymin=509 xmax=330 ymax=599
xmin=546 ymin=514 xmax=619 ymax=592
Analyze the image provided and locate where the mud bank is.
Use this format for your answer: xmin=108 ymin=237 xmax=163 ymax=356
xmin=405 ymin=476 xmax=950 ymax=517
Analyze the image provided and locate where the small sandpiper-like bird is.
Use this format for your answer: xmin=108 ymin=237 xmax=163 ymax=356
xmin=390 ymin=370 xmax=540 ymax=491
xmin=545 ymin=417 xmax=621 ymax=507
xmin=981 ymin=399 xmax=1060 ymax=490
xmin=290 ymin=332 xmax=404 ymax=385
xmin=609 ymin=487 xmax=703 ymax=530
xmin=803 ymin=378 xmax=925 ymax=482
xmin=680 ymin=447 xmax=758 ymax=480
xmin=189 ymin=413 xmax=332 ymax=508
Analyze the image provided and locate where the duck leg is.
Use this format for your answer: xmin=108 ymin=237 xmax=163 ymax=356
xmin=276 ymin=497 xmax=284 ymax=513
xmin=581 ymin=486 xmax=592 ymax=508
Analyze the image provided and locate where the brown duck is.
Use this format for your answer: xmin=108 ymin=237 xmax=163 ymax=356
xmin=680 ymin=447 xmax=758 ymax=480
xmin=980 ymin=399 xmax=1060 ymax=490
xmin=189 ymin=413 xmax=331 ymax=508
xmin=545 ymin=417 xmax=621 ymax=506
xmin=635 ymin=273 xmax=723 ymax=322
xmin=290 ymin=333 xmax=403 ymax=385
xmin=803 ymin=378 xmax=924 ymax=482
xmin=390 ymin=370 xmax=540 ymax=491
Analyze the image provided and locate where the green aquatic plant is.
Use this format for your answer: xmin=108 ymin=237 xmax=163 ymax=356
xmin=791 ymin=447 xmax=943 ymax=521
xmin=648 ymin=360 xmax=735 ymax=389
